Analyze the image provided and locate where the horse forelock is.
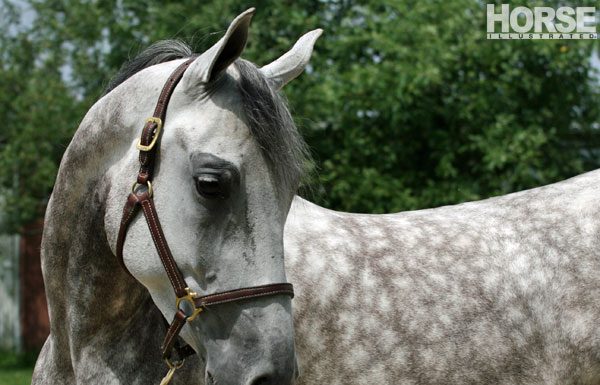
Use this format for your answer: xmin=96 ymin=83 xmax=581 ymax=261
xmin=234 ymin=59 xmax=312 ymax=193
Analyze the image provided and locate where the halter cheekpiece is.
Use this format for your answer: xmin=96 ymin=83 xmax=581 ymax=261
xmin=115 ymin=58 xmax=294 ymax=385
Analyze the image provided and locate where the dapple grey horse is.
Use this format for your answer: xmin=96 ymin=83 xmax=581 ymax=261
xmin=33 ymin=8 xmax=600 ymax=385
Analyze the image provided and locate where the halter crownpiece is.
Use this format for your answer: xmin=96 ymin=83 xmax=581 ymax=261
xmin=116 ymin=58 xmax=294 ymax=385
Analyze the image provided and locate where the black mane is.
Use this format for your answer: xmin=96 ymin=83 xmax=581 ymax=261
xmin=103 ymin=40 xmax=193 ymax=95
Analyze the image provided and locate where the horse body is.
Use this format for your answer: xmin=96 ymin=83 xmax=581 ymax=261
xmin=286 ymin=171 xmax=600 ymax=384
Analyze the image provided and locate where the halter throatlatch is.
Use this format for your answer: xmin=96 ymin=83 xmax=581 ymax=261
xmin=116 ymin=59 xmax=294 ymax=385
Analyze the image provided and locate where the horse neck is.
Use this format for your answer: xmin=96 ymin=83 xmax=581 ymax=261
xmin=41 ymin=92 xmax=159 ymax=368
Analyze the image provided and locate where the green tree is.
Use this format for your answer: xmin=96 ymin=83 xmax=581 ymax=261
xmin=1 ymin=0 xmax=598 ymax=231
xmin=0 ymin=2 xmax=84 ymax=229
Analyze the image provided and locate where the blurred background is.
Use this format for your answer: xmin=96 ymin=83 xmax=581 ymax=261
xmin=0 ymin=0 xmax=598 ymax=383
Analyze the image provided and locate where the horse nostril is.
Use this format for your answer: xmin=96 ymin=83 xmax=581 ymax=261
xmin=250 ymin=375 xmax=273 ymax=385
xmin=206 ymin=370 xmax=216 ymax=385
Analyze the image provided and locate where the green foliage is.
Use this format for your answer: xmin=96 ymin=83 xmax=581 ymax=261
xmin=0 ymin=368 xmax=32 ymax=385
xmin=0 ymin=350 xmax=37 ymax=385
xmin=1 ymin=0 xmax=599 ymax=229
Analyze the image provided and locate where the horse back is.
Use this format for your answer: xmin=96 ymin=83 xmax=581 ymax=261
xmin=285 ymin=170 xmax=600 ymax=385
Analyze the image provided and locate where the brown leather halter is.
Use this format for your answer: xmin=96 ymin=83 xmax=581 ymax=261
xmin=116 ymin=58 xmax=294 ymax=384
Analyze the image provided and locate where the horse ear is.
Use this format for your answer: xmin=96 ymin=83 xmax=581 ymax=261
xmin=260 ymin=29 xmax=323 ymax=91
xmin=183 ymin=8 xmax=255 ymax=85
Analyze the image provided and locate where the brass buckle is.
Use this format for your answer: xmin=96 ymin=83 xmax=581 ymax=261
xmin=176 ymin=287 xmax=203 ymax=321
xmin=131 ymin=180 xmax=153 ymax=198
xmin=136 ymin=117 xmax=163 ymax=152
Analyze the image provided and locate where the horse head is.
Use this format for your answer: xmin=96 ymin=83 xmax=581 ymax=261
xmin=100 ymin=9 xmax=320 ymax=385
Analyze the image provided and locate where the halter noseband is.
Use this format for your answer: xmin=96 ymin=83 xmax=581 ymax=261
xmin=115 ymin=58 xmax=294 ymax=384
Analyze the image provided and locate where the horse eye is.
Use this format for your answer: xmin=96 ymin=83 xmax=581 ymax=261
xmin=194 ymin=174 xmax=229 ymax=199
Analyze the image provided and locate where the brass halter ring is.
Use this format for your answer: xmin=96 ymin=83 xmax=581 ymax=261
xmin=131 ymin=180 xmax=153 ymax=198
xmin=176 ymin=287 xmax=204 ymax=321
xmin=160 ymin=356 xmax=185 ymax=385
xmin=165 ymin=356 xmax=185 ymax=370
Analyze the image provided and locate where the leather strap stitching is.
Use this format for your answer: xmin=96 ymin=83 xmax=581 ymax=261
xmin=116 ymin=194 xmax=143 ymax=276
xmin=161 ymin=310 xmax=187 ymax=358
xmin=141 ymin=198 xmax=187 ymax=296
xmin=200 ymin=289 xmax=294 ymax=307
xmin=198 ymin=284 xmax=294 ymax=303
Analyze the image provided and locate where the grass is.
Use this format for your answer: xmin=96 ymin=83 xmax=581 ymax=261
xmin=0 ymin=350 xmax=37 ymax=385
